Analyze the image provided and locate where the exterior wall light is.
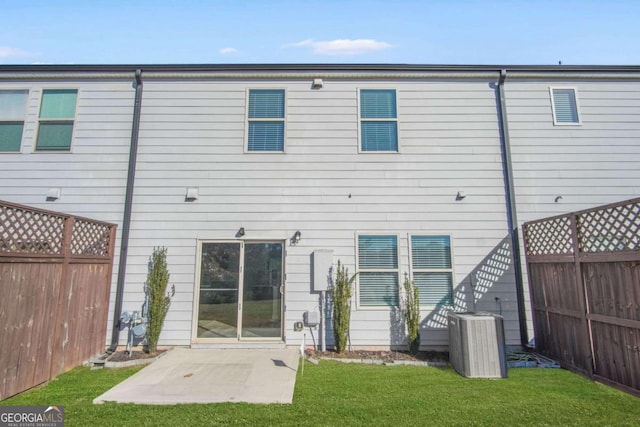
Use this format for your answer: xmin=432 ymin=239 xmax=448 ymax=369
xmin=293 ymin=230 xmax=302 ymax=244
xmin=456 ymin=191 xmax=466 ymax=201
xmin=237 ymin=227 xmax=245 ymax=237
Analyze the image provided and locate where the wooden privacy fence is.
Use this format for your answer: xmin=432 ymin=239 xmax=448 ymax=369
xmin=0 ymin=200 xmax=116 ymax=400
xmin=523 ymin=197 xmax=640 ymax=396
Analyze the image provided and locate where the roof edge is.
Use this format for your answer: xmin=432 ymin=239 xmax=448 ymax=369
xmin=1 ymin=63 xmax=640 ymax=74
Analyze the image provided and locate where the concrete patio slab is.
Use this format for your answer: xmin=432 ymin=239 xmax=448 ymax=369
xmin=93 ymin=348 xmax=300 ymax=405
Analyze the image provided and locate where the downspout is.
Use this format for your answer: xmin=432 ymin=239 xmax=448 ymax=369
xmin=496 ymin=69 xmax=530 ymax=349
xmin=109 ymin=69 xmax=143 ymax=352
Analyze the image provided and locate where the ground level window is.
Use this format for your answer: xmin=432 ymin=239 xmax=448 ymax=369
xmin=410 ymin=235 xmax=454 ymax=307
xmin=357 ymin=235 xmax=399 ymax=307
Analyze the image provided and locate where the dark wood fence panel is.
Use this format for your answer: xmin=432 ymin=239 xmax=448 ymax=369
xmin=0 ymin=200 xmax=116 ymax=400
xmin=523 ymin=197 xmax=640 ymax=397
xmin=583 ymin=261 xmax=640 ymax=392
xmin=528 ymin=262 xmax=592 ymax=374
xmin=0 ymin=262 xmax=61 ymax=399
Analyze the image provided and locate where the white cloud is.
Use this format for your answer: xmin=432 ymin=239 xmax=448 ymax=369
xmin=0 ymin=46 xmax=34 ymax=59
xmin=285 ymin=39 xmax=392 ymax=56
xmin=219 ymin=47 xmax=239 ymax=55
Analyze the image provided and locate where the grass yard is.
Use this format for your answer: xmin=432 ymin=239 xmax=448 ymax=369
xmin=2 ymin=361 xmax=639 ymax=426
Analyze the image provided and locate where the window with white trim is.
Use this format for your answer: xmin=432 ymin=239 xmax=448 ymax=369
xmin=0 ymin=90 xmax=28 ymax=152
xmin=550 ymin=87 xmax=580 ymax=125
xmin=36 ymin=89 xmax=78 ymax=151
xmin=357 ymin=235 xmax=399 ymax=307
xmin=410 ymin=235 xmax=454 ymax=307
xmin=247 ymin=89 xmax=285 ymax=151
xmin=359 ymin=89 xmax=398 ymax=152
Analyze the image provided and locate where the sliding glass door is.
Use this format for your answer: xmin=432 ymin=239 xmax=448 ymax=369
xmin=196 ymin=241 xmax=283 ymax=341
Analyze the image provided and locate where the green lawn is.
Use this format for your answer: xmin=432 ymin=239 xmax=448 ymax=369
xmin=2 ymin=362 xmax=639 ymax=426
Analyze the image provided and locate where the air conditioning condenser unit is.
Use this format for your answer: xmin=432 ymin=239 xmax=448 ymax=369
xmin=448 ymin=311 xmax=507 ymax=378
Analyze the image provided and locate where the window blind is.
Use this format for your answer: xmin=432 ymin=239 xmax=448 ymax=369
xmin=40 ymin=89 xmax=77 ymax=119
xmin=411 ymin=235 xmax=451 ymax=269
xmin=248 ymin=90 xmax=284 ymax=119
xmin=248 ymin=89 xmax=285 ymax=151
xmin=248 ymin=122 xmax=284 ymax=151
xmin=358 ymin=235 xmax=398 ymax=269
xmin=358 ymin=235 xmax=399 ymax=307
xmin=360 ymin=89 xmax=396 ymax=119
xmin=0 ymin=90 xmax=28 ymax=152
xmin=552 ymin=88 xmax=579 ymax=123
xmin=411 ymin=235 xmax=454 ymax=307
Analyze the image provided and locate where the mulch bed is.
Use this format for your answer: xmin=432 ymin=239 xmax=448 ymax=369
xmin=310 ymin=349 xmax=449 ymax=363
xmin=108 ymin=349 xmax=167 ymax=362
xmin=107 ymin=348 xmax=448 ymax=364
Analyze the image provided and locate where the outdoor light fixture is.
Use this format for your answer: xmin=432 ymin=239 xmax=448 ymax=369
xmin=185 ymin=187 xmax=199 ymax=201
xmin=238 ymin=227 xmax=245 ymax=237
xmin=293 ymin=230 xmax=302 ymax=244
xmin=312 ymin=78 xmax=324 ymax=89
xmin=456 ymin=191 xmax=466 ymax=201
xmin=46 ymin=188 xmax=61 ymax=201
xmin=555 ymin=195 xmax=563 ymax=203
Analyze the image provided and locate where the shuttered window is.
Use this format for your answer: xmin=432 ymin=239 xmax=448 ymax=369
xmin=551 ymin=88 xmax=580 ymax=125
xmin=0 ymin=90 xmax=28 ymax=152
xmin=359 ymin=89 xmax=398 ymax=152
xmin=410 ymin=235 xmax=454 ymax=307
xmin=247 ymin=89 xmax=285 ymax=151
xmin=36 ymin=89 xmax=77 ymax=151
xmin=358 ymin=235 xmax=399 ymax=307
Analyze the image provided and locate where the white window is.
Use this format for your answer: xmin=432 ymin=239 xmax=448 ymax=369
xmin=357 ymin=234 xmax=399 ymax=307
xmin=550 ymin=87 xmax=580 ymax=125
xmin=246 ymin=89 xmax=285 ymax=152
xmin=359 ymin=89 xmax=398 ymax=152
xmin=0 ymin=90 xmax=28 ymax=152
xmin=409 ymin=235 xmax=454 ymax=307
xmin=36 ymin=89 xmax=78 ymax=151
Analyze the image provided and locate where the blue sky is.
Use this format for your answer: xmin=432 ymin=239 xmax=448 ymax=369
xmin=1 ymin=0 xmax=638 ymax=65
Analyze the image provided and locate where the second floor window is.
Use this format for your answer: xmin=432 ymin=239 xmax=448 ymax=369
xmin=36 ymin=89 xmax=78 ymax=151
xmin=359 ymin=89 xmax=398 ymax=152
xmin=550 ymin=87 xmax=580 ymax=125
xmin=247 ymin=89 xmax=285 ymax=152
xmin=0 ymin=90 xmax=28 ymax=152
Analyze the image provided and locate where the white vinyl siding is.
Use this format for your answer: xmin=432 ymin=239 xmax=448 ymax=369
xmin=246 ymin=89 xmax=285 ymax=152
xmin=550 ymin=87 xmax=580 ymax=125
xmin=357 ymin=234 xmax=399 ymax=307
xmin=359 ymin=89 xmax=398 ymax=152
xmin=36 ymin=89 xmax=78 ymax=151
xmin=0 ymin=90 xmax=28 ymax=152
xmin=409 ymin=235 xmax=454 ymax=307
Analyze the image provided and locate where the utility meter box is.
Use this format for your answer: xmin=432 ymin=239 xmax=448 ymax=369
xmin=304 ymin=311 xmax=320 ymax=327
xmin=312 ymin=249 xmax=333 ymax=292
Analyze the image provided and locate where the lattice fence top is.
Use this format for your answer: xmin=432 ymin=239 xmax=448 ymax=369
xmin=578 ymin=201 xmax=640 ymax=253
xmin=71 ymin=218 xmax=112 ymax=256
xmin=524 ymin=198 xmax=640 ymax=256
xmin=524 ymin=216 xmax=574 ymax=256
xmin=1 ymin=200 xmax=114 ymax=257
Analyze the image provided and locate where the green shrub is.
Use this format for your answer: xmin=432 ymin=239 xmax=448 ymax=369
xmin=145 ymin=247 xmax=174 ymax=354
xmin=403 ymin=276 xmax=420 ymax=354
xmin=332 ymin=260 xmax=356 ymax=353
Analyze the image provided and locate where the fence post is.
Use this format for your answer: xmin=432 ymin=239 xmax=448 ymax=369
xmin=569 ymin=213 xmax=595 ymax=375
xmin=49 ymin=215 xmax=75 ymax=380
